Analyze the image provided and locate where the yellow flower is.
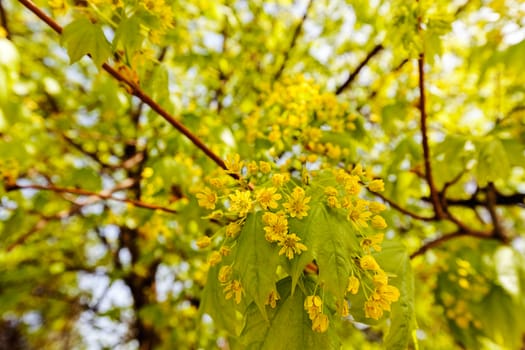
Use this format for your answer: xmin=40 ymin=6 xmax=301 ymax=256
xmin=377 ymin=284 xmax=400 ymax=303
xmin=372 ymin=271 xmax=389 ymax=286
xmin=351 ymin=164 xmax=365 ymax=177
xmin=311 ymin=313 xmax=329 ymax=332
xmin=225 ymin=221 xmax=242 ymax=238
xmin=360 ymin=255 xmax=380 ymax=271
xmin=304 ymin=295 xmax=323 ymax=319
xmin=283 ymin=187 xmax=311 ymax=219
xmin=259 ymin=161 xmax=272 ymax=174
xmin=344 ymin=175 xmax=361 ymax=196
xmin=347 ymin=275 xmax=360 ymax=294
xmin=224 ymin=154 xmax=244 ymax=175
xmin=326 ymin=195 xmax=340 ymax=208
xmin=256 ymin=187 xmax=282 ymax=210
xmin=337 ymin=299 xmax=350 ymax=317
xmin=361 ymin=233 xmax=384 ymax=253
xmin=218 ymin=265 xmax=232 ymax=283
xmin=263 ymin=212 xmax=288 ymax=242
xmin=265 ymin=290 xmax=280 ymax=308
xmin=272 ymin=173 xmax=289 ymax=187
xmin=278 ymin=233 xmax=307 ymax=259
xmin=347 ymin=199 xmax=372 ymax=229
xmin=369 ymin=201 xmax=387 ymax=214
xmin=229 ymin=190 xmax=253 ymax=217
xmin=364 ymin=299 xmax=384 ymax=320
xmin=368 ymin=179 xmax=385 ymax=192
xmin=223 ymin=279 xmax=244 ymax=304
xmin=371 ymin=215 xmax=387 ymax=229
xmin=196 ymin=236 xmax=212 ymax=249
xmin=247 ymin=161 xmax=258 ymax=174
xmin=324 ymin=186 xmax=338 ymax=197
xmin=208 ymin=251 xmax=222 ymax=266
xmin=219 ymin=246 xmax=231 ymax=256
xmin=196 ymin=187 xmax=217 ymax=210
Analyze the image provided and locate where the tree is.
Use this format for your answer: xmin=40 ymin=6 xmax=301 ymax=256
xmin=1 ymin=0 xmax=524 ymax=349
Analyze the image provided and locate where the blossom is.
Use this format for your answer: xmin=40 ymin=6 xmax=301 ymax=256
xmin=263 ymin=212 xmax=288 ymax=242
xmin=347 ymin=199 xmax=372 ymax=229
xmin=377 ymin=284 xmax=400 ymax=303
xmin=272 ymin=173 xmax=289 ymax=187
xmin=278 ymin=233 xmax=307 ymax=259
xmin=259 ymin=161 xmax=272 ymax=174
xmin=351 ymin=164 xmax=365 ymax=177
xmin=224 ymin=154 xmax=243 ymax=175
xmin=223 ymin=279 xmax=244 ymax=304
xmin=347 ymin=275 xmax=360 ymax=294
xmin=265 ymin=290 xmax=280 ymax=308
xmin=225 ymin=221 xmax=242 ymax=238
xmin=283 ymin=187 xmax=311 ymax=219
xmin=196 ymin=236 xmax=212 ymax=249
xmin=324 ymin=186 xmax=338 ymax=197
xmin=344 ymin=175 xmax=361 ymax=195
xmin=311 ymin=313 xmax=329 ymax=332
xmin=364 ymin=299 xmax=384 ymax=319
xmin=337 ymin=299 xmax=350 ymax=317
xmin=361 ymin=233 xmax=384 ymax=253
xmin=304 ymin=295 xmax=323 ymax=319
xmin=218 ymin=265 xmax=232 ymax=283
xmin=219 ymin=246 xmax=231 ymax=256
xmin=371 ymin=215 xmax=387 ymax=229
xmin=256 ymin=187 xmax=282 ymax=210
xmin=247 ymin=161 xmax=258 ymax=174
xmin=360 ymin=255 xmax=380 ymax=271
xmin=372 ymin=271 xmax=389 ymax=286
xmin=368 ymin=179 xmax=385 ymax=192
xmin=229 ymin=190 xmax=253 ymax=217
xmin=196 ymin=187 xmax=217 ymax=210
xmin=326 ymin=195 xmax=340 ymax=208
xmin=369 ymin=201 xmax=387 ymax=214
xmin=208 ymin=251 xmax=222 ymax=266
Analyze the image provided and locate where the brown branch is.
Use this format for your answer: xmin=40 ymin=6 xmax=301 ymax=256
xmin=486 ymin=182 xmax=506 ymax=240
xmin=368 ymin=190 xmax=435 ymax=221
xmin=18 ymin=0 xmax=237 ymax=179
xmin=273 ymin=0 xmax=313 ymax=80
xmin=0 ymin=0 xmax=10 ymax=39
xmin=6 ymin=182 xmax=178 ymax=214
xmin=410 ymin=229 xmax=494 ymax=259
xmin=417 ymin=22 xmax=445 ymax=219
xmin=336 ymin=44 xmax=384 ymax=95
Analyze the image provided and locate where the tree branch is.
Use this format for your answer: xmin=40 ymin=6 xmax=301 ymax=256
xmin=273 ymin=0 xmax=313 ymax=80
xmin=417 ymin=25 xmax=445 ymax=219
xmin=410 ymin=229 xmax=494 ymax=259
xmin=6 ymin=182 xmax=178 ymax=214
xmin=18 ymin=0 xmax=237 ymax=179
xmin=336 ymin=44 xmax=384 ymax=95
xmin=0 ymin=0 xmax=11 ymax=39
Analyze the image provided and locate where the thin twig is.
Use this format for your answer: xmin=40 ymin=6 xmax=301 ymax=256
xmin=336 ymin=44 xmax=384 ymax=95
xmin=18 ymin=0 xmax=236 ymax=178
xmin=368 ymin=190 xmax=435 ymax=221
xmin=6 ymin=182 xmax=178 ymax=214
xmin=273 ymin=0 xmax=313 ymax=80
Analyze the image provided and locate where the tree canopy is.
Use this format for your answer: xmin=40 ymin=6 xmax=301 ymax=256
xmin=1 ymin=0 xmax=525 ymax=349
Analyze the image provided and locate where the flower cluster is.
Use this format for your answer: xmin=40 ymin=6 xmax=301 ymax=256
xmin=304 ymin=295 xmax=329 ymax=333
xmin=218 ymin=265 xmax=244 ymax=304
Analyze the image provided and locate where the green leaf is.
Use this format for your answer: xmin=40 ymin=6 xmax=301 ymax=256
xmin=113 ymin=15 xmax=144 ymax=56
xmin=234 ymin=212 xmax=280 ymax=320
xmin=475 ymin=138 xmax=511 ymax=187
xmin=61 ymin=18 xmax=112 ymax=67
xmin=376 ymin=240 xmax=417 ymax=350
xmin=199 ymin=263 xmax=242 ymax=336
xmin=238 ymin=277 xmax=340 ymax=350
xmin=303 ymin=202 xmax=359 ymax=299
